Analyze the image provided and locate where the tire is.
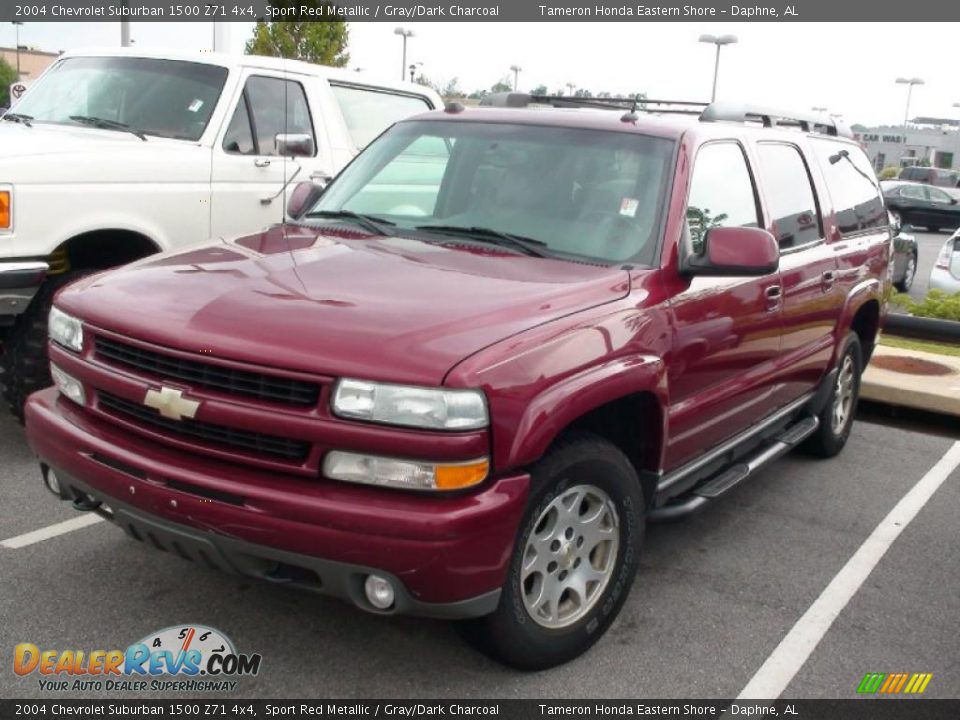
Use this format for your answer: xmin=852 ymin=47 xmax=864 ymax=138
xmin=0 ymin=272 xmax=82 ymax=423
xmin=895 ymin=253 xmax=917 ymax=292
xmin=457 ymin=433 xmax=645 ymax=670
xmin=803 ymin=333 xmax=862 ymax=458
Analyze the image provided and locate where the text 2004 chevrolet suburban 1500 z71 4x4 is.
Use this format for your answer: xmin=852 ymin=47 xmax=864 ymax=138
xmin=25 ymin=95 xmax=891 ymax=670
xmin=0 ymin=48 xmax=440 ymax=419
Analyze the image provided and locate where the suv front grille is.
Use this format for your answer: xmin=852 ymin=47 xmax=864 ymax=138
xmin=98 ymin=392 xmax=310 ymax=462
xmin=95 ymin=337 xmax=320 ymax=407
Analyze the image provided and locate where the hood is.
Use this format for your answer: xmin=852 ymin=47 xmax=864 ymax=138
xmin=0 ymin=121 xmax=169 ymax=159
xmin=59 ymin=224 xmax=630 ymax=386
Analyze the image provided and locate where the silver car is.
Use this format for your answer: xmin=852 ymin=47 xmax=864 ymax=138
xmin=930 ymin=232 xmax=960 ymax=294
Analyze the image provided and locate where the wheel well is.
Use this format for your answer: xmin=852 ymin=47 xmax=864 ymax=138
xmin=850 ymin=299 xmax=881 ymax=363
xmin=563 ymin=392 xmax=662 ymax=506
xmin=54 ymin=230 xmax=161 ymax=272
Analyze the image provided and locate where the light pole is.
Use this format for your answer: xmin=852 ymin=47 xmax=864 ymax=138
xmin=11 ymin=22 xmax=24 ymax=79
xmin=394 ymin=27 xmax=414 ymax=82
xmin=565 ymin=82 xmax=575 ymax=96
xmin=895 ymin=77 xmax=924 ymax=127
xmin=408 ymin=62 xmax=422 ymax=83
xmin=510 ymin=64 xmax=522 ymax=91
xmin=699 ymin=33 xmax=737 ymax=103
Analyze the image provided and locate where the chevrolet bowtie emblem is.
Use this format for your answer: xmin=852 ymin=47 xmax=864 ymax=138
xmin=143 ymin=387 xmax=200 ymax=422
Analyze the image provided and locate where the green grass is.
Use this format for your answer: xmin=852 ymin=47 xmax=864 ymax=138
xmin=880 ymin=335 xmax=960 ymax=358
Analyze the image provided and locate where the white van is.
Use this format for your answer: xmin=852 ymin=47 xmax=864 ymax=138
xmin=0 ymin=48 xmax=442 ymax=417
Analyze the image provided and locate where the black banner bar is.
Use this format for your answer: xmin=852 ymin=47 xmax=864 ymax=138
xmin=3 ymin=700 xmax=960 ymax=720
xmin=2 ymin=0 xmax=960 ymax=23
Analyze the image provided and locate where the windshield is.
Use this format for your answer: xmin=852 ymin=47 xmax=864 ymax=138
xmin=12 ymin=56 xmax=229 ymax=141
xmin=310 ymin=120 xmax=675 ymax=265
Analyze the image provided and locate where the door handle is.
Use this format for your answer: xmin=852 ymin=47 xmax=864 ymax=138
xmin=764 ymin=285 xmax=782 ymax=312
xmin=254 ymin=158 xmax=271 ymax=168
xmin=821 ymin=271 xmax=837 ymax=290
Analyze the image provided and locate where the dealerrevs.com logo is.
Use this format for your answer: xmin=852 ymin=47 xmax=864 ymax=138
xmin=14 ymin=624 xmax=262 ymax=692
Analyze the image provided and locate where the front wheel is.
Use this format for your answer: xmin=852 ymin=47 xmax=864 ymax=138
xmin=804 ymin=333 xmax=862 ymax=458
xmin=457 ymin=433 xmax=644 ymax=670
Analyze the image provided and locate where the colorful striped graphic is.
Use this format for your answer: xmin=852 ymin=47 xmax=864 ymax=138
xmin=857 ymin=672 xmax=933 ymax=694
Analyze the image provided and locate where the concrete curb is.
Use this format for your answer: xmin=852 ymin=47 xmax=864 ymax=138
xmin=862 ymin=345 xmax=960 ymax=418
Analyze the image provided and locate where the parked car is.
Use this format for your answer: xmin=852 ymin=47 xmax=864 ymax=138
xmin=25 ymin=97 xmax=890 ymax=670
xmin=889 ymin=212 xmax=920 ymax=292
xmin=930 ymin=232 xmax=960 ymax=293
xmin=881 ymin=180 xmax=960 ymax=232
xmin=897 ymin=165 xmax=960 ymax=188
xmin=0 ymin=48 xmax=441 ymax=419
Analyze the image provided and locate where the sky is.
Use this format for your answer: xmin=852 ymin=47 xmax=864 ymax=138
xmin=4 ymin=21 xmax=956 ymax=128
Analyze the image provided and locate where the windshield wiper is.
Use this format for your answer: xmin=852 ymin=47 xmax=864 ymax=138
xmin=306 ymin=210 xmax=395 ymax=236
xmin=415 ymin=224 xmax=550 ymax=258
xmin=69 ymin=115 xmax=147 ymax=141
xmin=2 ymin=112 xmax=33 ymax=127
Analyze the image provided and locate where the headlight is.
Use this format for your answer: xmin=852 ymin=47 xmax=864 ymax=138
xmin=323 ymin=451 xmax=489 ymax=491
xmin=48 ymin=306 xmax=84 ymax=352
xmin=332 ymin=379 xmax=488 ymax=431
xmin=50 ymin=363 xmax=85 ymax=405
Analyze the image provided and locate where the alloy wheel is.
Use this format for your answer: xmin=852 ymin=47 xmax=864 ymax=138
xmin=831 ymin=354 xmax=856 ymax=435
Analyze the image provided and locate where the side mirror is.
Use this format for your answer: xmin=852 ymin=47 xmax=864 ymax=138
xmin=275 ymin=133 xmax=315 ymax=158
xmin=684 ymin=226 xmax=779 ymax=276
xmin=286 ymin=181 xmax=325 ymax=220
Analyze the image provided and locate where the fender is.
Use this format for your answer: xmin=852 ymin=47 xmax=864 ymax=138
xmin=834 ymin=277 xmax=881 ymax=357
xmin=498 ymin=353 xmax=668 ymax=471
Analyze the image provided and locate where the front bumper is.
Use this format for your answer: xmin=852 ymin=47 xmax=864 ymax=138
xmin=0 ymin=260 xmax=47 ymax=318
xmin=26 ymin=388 xmax=531 ymax=618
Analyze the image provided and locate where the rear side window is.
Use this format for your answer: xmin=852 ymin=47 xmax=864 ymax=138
xmin=756 ymin=143 xmax=822 ymax=250
xmin=926 ymin=186 xmax=954 ymax=205
xmin=330 ymin=84 xmax=432 ymax=148
xmin=686 ymin=142 xmax=759 ymax=252
xmin=813 ymin=141 xmax=886 ymax=235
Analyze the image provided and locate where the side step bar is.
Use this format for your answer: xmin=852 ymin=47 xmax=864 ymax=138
xmin=647 ymin=415 xmax=820 ymax=522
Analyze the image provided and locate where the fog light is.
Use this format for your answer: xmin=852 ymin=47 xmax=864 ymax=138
xmin=43 ymin=466 xmax=61 ymax=496
xmin=50 ymin=363 xmax=85 ymax=405
xmin=364 ymin=574 xmax=395 ymax=610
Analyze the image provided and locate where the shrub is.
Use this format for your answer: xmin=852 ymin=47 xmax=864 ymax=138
xmin=893 ymin=289 xmax=960 ymax=321
xmin=878 ymin=166 xmax=900 ymax=180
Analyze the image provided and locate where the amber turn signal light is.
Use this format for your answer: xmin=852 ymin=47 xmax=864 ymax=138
xmin=0 ymin=191 xmax=10 ymax=230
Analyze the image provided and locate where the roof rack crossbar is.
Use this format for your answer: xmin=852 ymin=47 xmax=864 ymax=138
xmin=479 ymin=92 xmax=709 ymax=113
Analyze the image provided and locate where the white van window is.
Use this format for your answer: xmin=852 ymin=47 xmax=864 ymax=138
xmin=330 ymin=84 xmax=432 ymax=148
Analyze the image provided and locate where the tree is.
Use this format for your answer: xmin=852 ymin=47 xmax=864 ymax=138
xmin=0 ymin=58 xmax=17 ymax=107
xmin=490 ymin=76 xmax=512 ymax=93
xmin=245 ymin=2 xmax=349 ymax=67
xmin=442 ymin=77 xmax=464 ymax=99
xmin=531 ymin=84 xmax=548 ymax=95
xmin=414 ymin=74 xmax=440 ymax=93
xmin=573 ymin=88 xmax=593 ymax=98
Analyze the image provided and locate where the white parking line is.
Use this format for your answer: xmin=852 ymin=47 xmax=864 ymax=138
xmin=736 ymin=440 xmax=960 ymax=700
xmin=0 ymin=514 xmax=105 ymax=549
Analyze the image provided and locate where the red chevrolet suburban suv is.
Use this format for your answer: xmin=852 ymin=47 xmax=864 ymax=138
xmin=25 ymin=95 xmax=890 ymax=670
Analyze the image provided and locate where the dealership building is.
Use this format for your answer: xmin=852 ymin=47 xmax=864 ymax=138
xmin=854 ymin=119 xmax=960 ymax=172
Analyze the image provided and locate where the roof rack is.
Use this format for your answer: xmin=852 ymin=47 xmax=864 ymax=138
xmin=477 ymin=93 xmax=852 ymax=138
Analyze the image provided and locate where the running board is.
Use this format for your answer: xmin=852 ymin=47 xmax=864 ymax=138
xmin=647 ymin=415 xmax=820 ymax=522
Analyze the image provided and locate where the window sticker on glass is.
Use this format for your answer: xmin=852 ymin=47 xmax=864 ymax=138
xmin=188 ymin=99 xmax=204 ymax=113
xmin=620 ymin=197 xmax=639 ymax=217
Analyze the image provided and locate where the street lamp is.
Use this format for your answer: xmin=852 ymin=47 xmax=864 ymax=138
xmin=394 ymin=27 xmax=414 ymax=82
xmin=698 ymin=33 xmax=737 ymax=103
xmin=408 ymin=62 xmax=422 ymax=83
xmin=895 ymin=77 xmax=924 ymax=127
xmin=11 ymin=22 xmax=24 ymax=79
xmin=565 ymin=82 xmax=575 ymax=96
xmin=510 ymin=64 xmax=522 ymax=92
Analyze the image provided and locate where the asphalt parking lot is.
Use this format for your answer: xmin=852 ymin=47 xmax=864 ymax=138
xmin=1 ymin=405 xmax=958 ymax=700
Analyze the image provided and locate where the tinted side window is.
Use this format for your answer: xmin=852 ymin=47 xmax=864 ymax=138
xmin=222 ymin=96 xmax=255 ymax=155
xmin=926 ymin=186 xmax=954 ymax=204
xmin=687 ymin=142 xmax=759 ymax=251
xmin=757 ymin=143 xmax=821 ymax=250
xmin=330 ymin=84 xmax=432 ymax=148
xmin=813 ymin=142 xmax=885 ymax=235
xmin=900 ymin=185 xmax=925 ymax=200
xmin=243 ymin=76 xmax=315 ymax=157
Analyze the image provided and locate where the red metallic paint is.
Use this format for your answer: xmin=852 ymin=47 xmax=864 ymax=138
xmin=26 ymin=108 xmax=891 ymax=610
